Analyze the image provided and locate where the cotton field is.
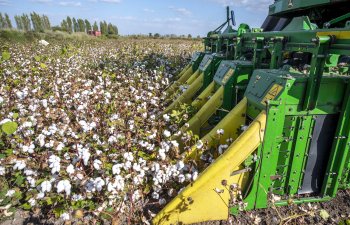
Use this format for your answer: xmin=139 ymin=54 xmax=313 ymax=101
xmin=0 ymin=38 xmax=202 ymax=224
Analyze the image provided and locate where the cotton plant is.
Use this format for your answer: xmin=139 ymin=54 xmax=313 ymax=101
xmin=0 ymin=39 xmax=206 ymax=223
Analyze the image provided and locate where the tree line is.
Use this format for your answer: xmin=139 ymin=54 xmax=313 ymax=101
xmin=59 ymin=16 xmax=118 ymax=35
xmin=0 ymin=12 xmax=118 ymax=35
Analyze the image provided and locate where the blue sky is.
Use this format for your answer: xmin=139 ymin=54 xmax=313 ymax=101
xmin=0 ymin=0 xmax=271 ymax=36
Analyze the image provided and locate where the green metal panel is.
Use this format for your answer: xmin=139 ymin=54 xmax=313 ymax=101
xmin=191 ymin=52 xmax=205 ymax=72
xmin=321 ymin=84 xmax=350 ymax=197
xmin=285 ymin=116 xmax=313 ymax=195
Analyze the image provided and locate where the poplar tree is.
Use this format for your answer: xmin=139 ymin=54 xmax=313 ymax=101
xmin=85 ymin=19 xmax=91 ymax=32
xmin=77 ymin=19 xmax=85 ymax=32
xmin=61 ymin=19 xmax=68 ymax=32
xmin=93 ymin=21 xmax=98 ymax=31
xmin=67 ymin=16 xmax=72 ymax=33
xmin=21 ymin=14 xmax=31 ymax=31
xmin=15 ymin=15 xmax=23 ymax=30
xmin=5 ymin=13 xmax=12 ymax=29
xmin=0 ymin=13 xmax=4 ymax=29
xmin=72 ymin=17 xmax=78 ymax=32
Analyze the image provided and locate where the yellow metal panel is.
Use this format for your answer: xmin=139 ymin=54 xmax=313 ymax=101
xmin=191 ymin=81 xmax=216 ymax=110
xmin=176 ymin=64 xmax=191 ymax=79
xmin=165 ymin=67 xmax=194 ymax=98
xmin=180 ymin=86 xmax=224 ymax=137
xmin=184 ymin=97 xmax=247 ymax=161
xmin=163 ymin=73 xmax=204 ymax=115
xmin=261 ymin=84 xmax=283 ymax=105
xmin=184 ymin=69 xmax=200 ymax=86
xmin=222 ymin=68 xmax=235 ymax=84
xmin=316 ymin=31 xmax=350 ymax=40
xmin=152 ymin=110 xmax=267 ymax=225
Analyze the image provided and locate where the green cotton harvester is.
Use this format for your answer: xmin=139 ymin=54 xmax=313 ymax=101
xmin=154 ymin=0 xmax=350 ymax=224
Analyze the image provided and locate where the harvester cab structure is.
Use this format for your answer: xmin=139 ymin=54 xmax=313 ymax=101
xmin=154 ymin=0 xmax=350 ymax=224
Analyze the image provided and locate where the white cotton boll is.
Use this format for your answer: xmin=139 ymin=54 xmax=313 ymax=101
xmin=178 ymin=174 xmax=185 ymax=183
xmin=163 ymin=130 xmax=171 ymax=137
xmin=132 ymin=190 xmax=141 ymax=202
xmin=216 ymin=129 xmax=224 ymax=135
xmin=151 ymin=163 xmax=160 ymax=172
xmin=48 ymin=155 xmax=60 ymax=174
xmin=133 ymin=176 xmax=143 ymax=185
xmin=0 ymin=96 xmax=3 ymax=104
xmin=196 ymin=140 xmax=204 ymax=149
xmin=158 ymin=151 xmax=166 ymax=161
xmin=93 ymin=159 xmax=102 ymax=170
xmin=171 ymin=140 xmax=179 ymax=148
xmin=36 ymin=192 xmax=45 ymax=199
xmin=176 ymin=161 xmax=185 ymax=171
xmin=123 ymin=152 xmax=134 ymax=162
xmin=37 ymin=134 xmax=45 ymax=147
xmin=112 ymin=164 xmax=122 ymax=175
xmin=6 ymin=190 xmax=15 ymax=197
xmin=39 ymin=39 xmax=49 ymax=46
xmin=28 ymin=198 xmax=36 ymax=206
xmin=159 ymin=198 xmax=166 ymax=205
xmin=16 ymin=91 xmax=26 ymax=100
xmin=152 ymin=192 xmax=159 ymax=200
xmin=0 ymin=166 xmax=5 ymax=175
xmin=56 ymin=142 xmax=65 ymax=151
xmin=114 ymin=175 xmax=125 ymax=191
xmin=163 ymin=114 xmax=170 ymax=122
xmin=218 ymin=144 xmax=229 ymax=155
xmin=108 ymin=136 xmax=117 ymax=144
xmin=76 ymin=173 xmax=84 ymax=180
xmin=64 ymin=152 xmax=70 ymax=160
xmin=94 ymin=177 xmax=105 ymax=191
xmin=13 ymin=160 xmax=26 ymax=170
xmin=41 ymin=181 xmax=52 ymax=193
xmin=41 ymin=99 xmax=48 ymax=108
xmin=82 ymin=150 xmax=90 ymax=166
xmin=124 ymin=161 xmax=132 ymax=169
xmin=192 ymin=171 xmax=198 ymax=181
xmin=132 ymin=163 xmax=141 ymax=172
xmin=24 ymin=169 xmax=35 ymax=176
xmin=0 ymin=118 xmax=11 ymax=125
xmin=185 ymin=173 xmax=192 ymax=181
xmin=57 ymin=180 xmax=72 ymax=195
xmin=22 ymin=121 xmax=33 ymax=128
xmin=60 ymin=212 xmax=70 ymax=221
xmin=167 ymin=188 xmax=174 ymax=197
xmin=66 ymin=164 xmax=75 ymax=174
xmin=96 ymin=150 xmax=102 ymax=155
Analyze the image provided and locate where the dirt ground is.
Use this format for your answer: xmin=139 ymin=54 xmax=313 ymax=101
xmin=1 ymin=190 xmax=350 ymax=225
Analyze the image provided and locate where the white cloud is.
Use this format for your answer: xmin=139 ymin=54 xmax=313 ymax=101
xmin=59 ymin=1 xmax=81 ymax=6
xmin=169 ymin=6 xmax=192 ymax=16
xmin=143 ymin=8 xmax=155 ymax=13
xmin=210 ymin=0 xmax=271 ymax=11
xmin=31 ymin=0 xmax=52 ymax=3
xmin=167 ymin=17 xmax=182 ymax=22
xmin=118 ymin=16 xmax=137 ymax=21
xmin=0 ymin=0 xmax=10 ymax=6
xmin=100 ymin=0 xmax=121 ymax=3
